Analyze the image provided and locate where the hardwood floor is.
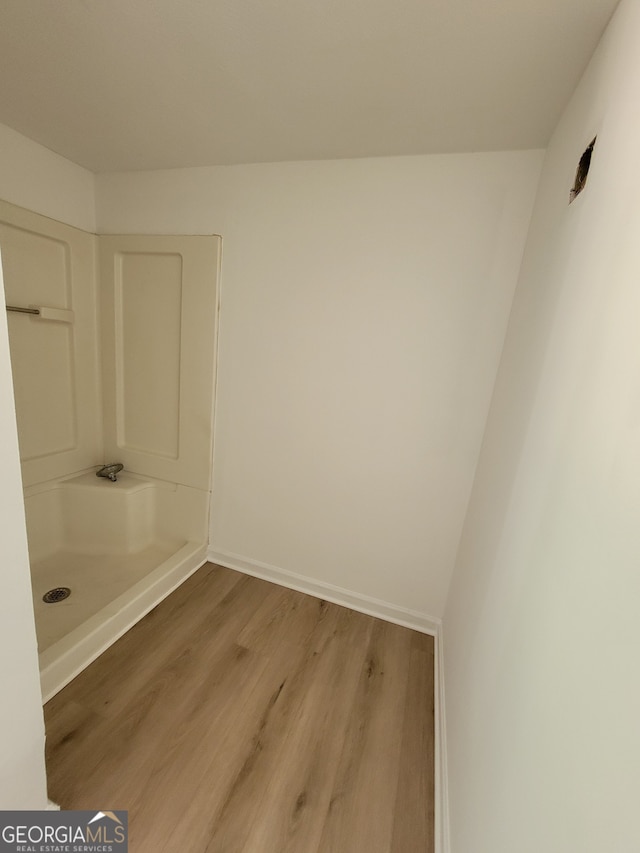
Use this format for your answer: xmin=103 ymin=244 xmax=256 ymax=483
xmin=45 ymin=564 xmax=435 ymax=852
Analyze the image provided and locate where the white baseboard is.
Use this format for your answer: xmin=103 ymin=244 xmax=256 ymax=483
xmin=206 ymin=547 xmax=449 ymax=853
xmin=435 ymin=626 xmax=451 ymax=853
xmin=207 ymin=548 xmax=441 ymax=635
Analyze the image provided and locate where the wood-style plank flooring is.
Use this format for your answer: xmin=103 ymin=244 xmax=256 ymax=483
xmin=45 ymin=564 xmax=435 ymax=852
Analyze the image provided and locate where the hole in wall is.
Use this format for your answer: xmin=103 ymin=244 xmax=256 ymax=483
xmin=569 ymin=137 xmax=596 ymax=203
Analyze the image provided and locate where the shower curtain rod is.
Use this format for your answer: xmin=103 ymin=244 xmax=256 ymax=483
xmin=5 ymin=304 xmax=74 ymax=323
xmin=6 ymin=305 xmax=41 ymax=315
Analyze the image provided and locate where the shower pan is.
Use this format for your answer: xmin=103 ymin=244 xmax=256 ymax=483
xmin=26 ymin=469 xmax=209 ymax=700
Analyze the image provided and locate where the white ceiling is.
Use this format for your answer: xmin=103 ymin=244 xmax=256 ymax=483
xmin=0 ymin=0 xmax=619 ymax=173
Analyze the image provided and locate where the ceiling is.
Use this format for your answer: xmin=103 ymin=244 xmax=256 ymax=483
xmin=0 ymin=0 xmax=619 ymax=173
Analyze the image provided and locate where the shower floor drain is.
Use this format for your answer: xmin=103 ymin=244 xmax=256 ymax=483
xmin=43 ymin=587 xmax=71 ymax=604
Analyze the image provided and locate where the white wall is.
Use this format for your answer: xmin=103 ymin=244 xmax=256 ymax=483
xmin=443 ymin=1 xmax=640 ymax=850
xmin=0 ymin=251 xmax=48 ymax=808
xmin=0 ymin=122 xmax=95 ymax=232
xmin=97 ymin=151 xmax=542 ymax=620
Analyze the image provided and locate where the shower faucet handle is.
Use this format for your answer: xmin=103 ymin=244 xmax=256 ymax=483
xmin=96 ymin=463 xmax=124 ymax=482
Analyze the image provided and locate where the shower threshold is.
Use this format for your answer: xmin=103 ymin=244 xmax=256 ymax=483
xmin=34 ymin=541 xmax=207 ymax=702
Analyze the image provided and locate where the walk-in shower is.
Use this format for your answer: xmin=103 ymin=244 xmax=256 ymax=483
xmin=0 ymin=198 xmax=220 ymax=701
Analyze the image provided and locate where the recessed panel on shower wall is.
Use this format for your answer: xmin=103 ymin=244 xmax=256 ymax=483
xmin=117 ymin=252 xmax=182 ymax=458
xmin=0 ymin=200 xmax=102 ymax=488
xmin=2 ymin=226 xmax=75 ymax=458
xmin=100 ymin=235 xmax=220 ymax=492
